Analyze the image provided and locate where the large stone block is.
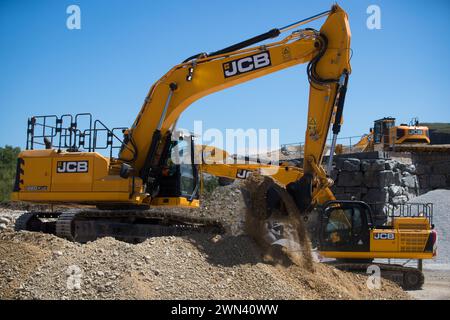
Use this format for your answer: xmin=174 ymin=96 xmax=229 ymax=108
xmin=391 ymin=195 xmax=408 ymax=204
xmin=343 ymin=187 xmax=367 ymax=200
xmin=388 ymin=185 xmax=403 ymax=197
xmin=393 ymin=171 xmax=402 ymax=185
xmin=342 ymin=158 xmax=361 ymax=172
xmin=337 ymin=171 xmax=363 ymax=187
xmin=363 ymin=188 xmax=389 ymax=204
xmin=385 ymin=160 xmax=398 ymax=171
xmin=362 ymin=159 xmax=386 ymax=172
xmin=365 ymin=170 xmax=395 ymax=188
xmin=336 ymin=158 xmax=360 ymax=171
xmin=334 ymin=193 xmax=354 ymax=200
xmin=361 ymin=160 xmax=370 ymax=172
xmin=370 ymin=159 xmax=386 ymax=172
xmin=379 ymin=170 xmax=395 ymax=186
xmin=398 ymin=163 xmax=416 ymax=174
xmin=405 ymin=190 xmax=417 ymax=199
xmin=401 ymin=174 xmax=417 ymax=188
xmin=363 ymin=171 xmax=377 ymax=188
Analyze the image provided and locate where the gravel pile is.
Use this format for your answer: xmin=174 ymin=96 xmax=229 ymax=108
xmin=0 ymin=209 xmax=24 ymax=232
xmin=145 ymin=183 xmax=247 ymax=235
xmin=0 ymin=184 xmax=410 ymax=300
xmin=409 ymin=189 xmax=450 ymax=269
xmin=0 ymin=230 xmax=408 ymax=300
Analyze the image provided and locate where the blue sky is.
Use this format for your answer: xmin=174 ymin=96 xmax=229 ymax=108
xmin=1 ymin=0 xmax=449 ymax=151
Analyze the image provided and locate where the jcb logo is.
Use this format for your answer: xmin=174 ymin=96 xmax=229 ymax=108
xmin=236 ymin=169 xmax=252 ymax=179
xmin=57 ymin=161 xmax=88 ymax=173
xmin=373 ymin=233 xmax=395 ymax=240
xmin=223 ymin=52 xmax=271 ymax=78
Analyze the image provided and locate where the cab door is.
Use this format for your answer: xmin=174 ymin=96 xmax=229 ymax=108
xmin=157 ymin=137 xmax=199 ymax=200
xmin=319 ymin=202 xmax=371 ymax=252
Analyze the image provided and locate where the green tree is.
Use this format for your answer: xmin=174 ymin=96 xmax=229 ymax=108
xmin=0 ymin=145 xmax=21 ymax=202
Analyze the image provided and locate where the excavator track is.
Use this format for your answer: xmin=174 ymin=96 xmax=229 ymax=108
xmin=15 ymin=211 xmax=59 ymax=233
xmin=55 ymin=212 xmax=76 ymax=241
xmin=14 ymin=213 xmax=36 ymax=232
xmin=329 ymin=262 xmax=424 ymax=290
xmin=16 ymin=209 xmax=225 ymax=243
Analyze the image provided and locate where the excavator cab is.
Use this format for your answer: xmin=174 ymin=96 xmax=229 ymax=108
xmin=371 ymin=117 xmax=430 ymax=151
xmin=318 ymin=201 xmax=436 ymax=261
xmin=155 ymin=133 xmax=200 ymax=204
xmin=373 ymin=117 xmax=396 ymax=148
xmin=318 ymin=201 xmax=372 ymax=253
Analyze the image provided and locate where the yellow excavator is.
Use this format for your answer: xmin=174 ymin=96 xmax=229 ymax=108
xmin=353 ymin=117 xmax=431 ymax=153
xmin=12 ymin=5 xmax=436 ymax=289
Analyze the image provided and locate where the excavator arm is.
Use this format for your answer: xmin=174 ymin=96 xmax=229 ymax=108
xmin=199 ymin=144 xmax=335 ymax=206
xmin=119 ymin=4 xmax=351 ymax=211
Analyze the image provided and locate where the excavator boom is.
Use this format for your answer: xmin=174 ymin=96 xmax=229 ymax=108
xmin=119 ymin=5 xmax=351 ymax=206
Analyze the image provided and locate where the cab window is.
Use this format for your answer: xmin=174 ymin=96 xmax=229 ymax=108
xmin=180 ymin=164 xmax=195 ymax=196
xmin=324 ymin=207 xmax=363 ymax=244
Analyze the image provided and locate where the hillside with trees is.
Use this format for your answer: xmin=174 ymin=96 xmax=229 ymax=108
xmin=0 ymin=146 xmax=21 ymax=202
xmin=421 ymin=123 xmax=450 ymax=144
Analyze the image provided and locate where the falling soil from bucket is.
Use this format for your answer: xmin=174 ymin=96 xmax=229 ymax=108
xmin=241 ymin=174 xmax=314 ymax=272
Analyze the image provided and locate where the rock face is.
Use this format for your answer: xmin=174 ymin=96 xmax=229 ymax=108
xmin=333 ymin=157 xmax=419 ymax=202
xmin=331 ymin=151 xmax=450 ymax=223
xmin=336 ymin=171 xmax=363 ymax=187
xmin=412 ymin=153 xmax=450 ymax=193
xmin=331 ymin=155 xmax=420 ymax=224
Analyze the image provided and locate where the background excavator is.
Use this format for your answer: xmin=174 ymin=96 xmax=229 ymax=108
xmin=11 ymin=5 xmax=436 ymax=289
xmin=352 ymin=117 xmax=431 ymax=153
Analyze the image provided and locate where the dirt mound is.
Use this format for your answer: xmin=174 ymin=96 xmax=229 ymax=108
xmin=0 ymin=230 xmax=409 ymax=300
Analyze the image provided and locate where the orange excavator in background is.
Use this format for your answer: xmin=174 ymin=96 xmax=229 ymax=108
xmin=352 ymin=117 xmax=431 ymax=153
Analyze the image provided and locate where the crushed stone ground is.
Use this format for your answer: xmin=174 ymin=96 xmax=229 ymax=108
xmin=0 ymin=183 xmax=409 ymax=300
xmin=0 ymin=231 xmax=408 ymax=300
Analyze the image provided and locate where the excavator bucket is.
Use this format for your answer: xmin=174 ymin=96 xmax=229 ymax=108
xmin=240 ymin=174 xmax=314 ymax=271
